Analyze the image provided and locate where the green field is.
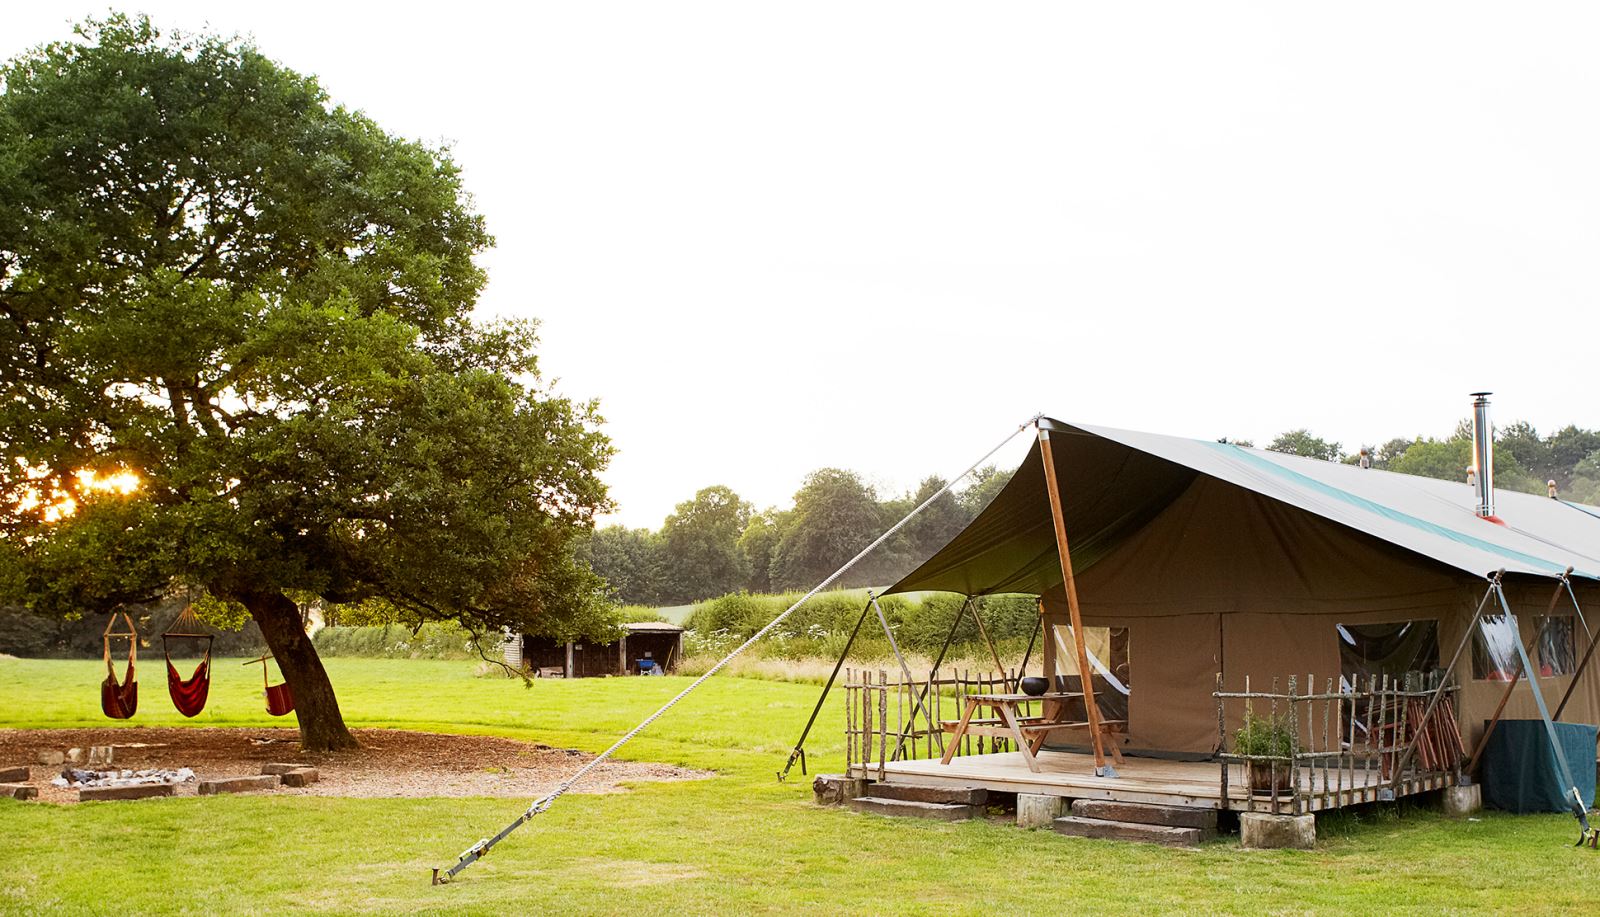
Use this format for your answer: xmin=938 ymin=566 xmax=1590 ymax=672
xmin=0 ymin=657 xmax=1593 ymax=915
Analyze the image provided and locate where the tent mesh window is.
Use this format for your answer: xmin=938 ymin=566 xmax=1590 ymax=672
xmin=1537 ymin=616 xmax=1576 ymax=677
xmin=1337 ymin=620 xmax=1440 ymax=689
xmin=1472 ymin=614 xmax=1522 ymax=681
xmin=1338 ymin=620 xmax=1439 ymax=738
xmin=1051 ymin=625 xmax=1130 ymax=723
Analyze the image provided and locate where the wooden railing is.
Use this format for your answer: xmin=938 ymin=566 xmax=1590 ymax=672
xmin=1214 ymin=671 xmax=1465 ymax=814
xmin=842 ymin=668 xmax=1022 ymax=781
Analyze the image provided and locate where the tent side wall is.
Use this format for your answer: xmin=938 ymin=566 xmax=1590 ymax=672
xmin=1039 ymin=475 xmax=1600 ymax=755
xmin=1460 ymin=577 xmax=1600 ymax=753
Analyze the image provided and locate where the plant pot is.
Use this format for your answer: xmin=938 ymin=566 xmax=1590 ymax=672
xmin=1247 ymin=760 xmax=1293 ymax=795
xmin=1019 ymin=676 xmax=1049 ymax=697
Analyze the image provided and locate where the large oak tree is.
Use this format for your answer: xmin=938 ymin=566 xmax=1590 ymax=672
xmin=0 ymin=17 xmax=614 ymax=750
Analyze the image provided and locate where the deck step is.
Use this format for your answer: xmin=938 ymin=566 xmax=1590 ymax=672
xmin=1053 ymin=816 xmax=1204 ymax=847
xmin=848 ymin=796 xmax=980 ymax=821
xmin=1070 ymin=799 xmax=1216 ymax=830
xmin=866 ymin=782 xmax=988 ymax=806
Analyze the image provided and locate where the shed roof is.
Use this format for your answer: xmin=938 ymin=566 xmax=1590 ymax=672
xmin=624 ymin=621 xmax=685 ymax=633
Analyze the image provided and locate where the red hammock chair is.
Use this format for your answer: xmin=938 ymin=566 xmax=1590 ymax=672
xmin=244 ymin=653 xmax=295 ymax=716
xmin=101 ymin=612 xmax=139 ymax=719
xmin=163 ymin=607 xmax=213 ymax=717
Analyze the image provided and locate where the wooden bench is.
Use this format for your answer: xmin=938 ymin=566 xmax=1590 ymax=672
xmin=938 ymin=692 xmax=1126 ymax=773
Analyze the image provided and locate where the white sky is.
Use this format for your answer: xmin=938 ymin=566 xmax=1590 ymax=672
xmin=9 ymin=3 xmax=1599 ymax=528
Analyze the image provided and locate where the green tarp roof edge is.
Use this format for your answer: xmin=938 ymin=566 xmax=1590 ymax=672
xmin=885 ymin=419 xmax=1600 ymax=598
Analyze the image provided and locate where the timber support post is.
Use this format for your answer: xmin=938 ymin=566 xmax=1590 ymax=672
xmin=1392 ymin=575 xmax=1498 ymax=790
xmin=1553 ymin=575 xmax=1595 ymax=722
xmin=1467 ymin=572 xmax=1569 ymax=773
xmin=1019 ymin=606 xmax=1042 ymax=675
xmin=871 ymin=594 xmax=938 ymax=760
xmin=891 ymin=597 xmax=972 ymax=759
xmin=1037 ymin=421 xmax=1114 ymax=777
xmin=779 ymin=597 xmax=875 ymax=781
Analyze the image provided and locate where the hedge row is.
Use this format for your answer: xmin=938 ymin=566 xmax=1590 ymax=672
xmin=309 ymin=623 xmax=484 ymax=659
xmin=682 ymin=590 xmax=1039 ymax=656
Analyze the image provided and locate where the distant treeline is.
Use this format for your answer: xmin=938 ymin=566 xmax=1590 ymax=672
xmin=681 ymin=590 xmax=1040 ymax=661
xmin=589 ymin=420 xmax=1600 ymax=608
xmin=1247 ymin=422 xmax=1600 ymax=501
xmin=580 ymin=467 xmax=1013 ymax=607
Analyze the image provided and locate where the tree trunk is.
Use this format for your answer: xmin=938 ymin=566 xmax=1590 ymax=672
xmin=240 ymin=589 xmax=360 ymax=752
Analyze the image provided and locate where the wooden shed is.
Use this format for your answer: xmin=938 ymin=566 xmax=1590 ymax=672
xmin=514 ymin=622 xmax=684 ymax=677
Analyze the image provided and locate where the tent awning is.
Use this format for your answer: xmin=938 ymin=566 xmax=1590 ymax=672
xmin=886 ymin=419 xmax=1600 ymax=597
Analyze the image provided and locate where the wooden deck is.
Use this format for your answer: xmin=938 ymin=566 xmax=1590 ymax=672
xmin=860 ymin=750 xmax=1455 ymax=814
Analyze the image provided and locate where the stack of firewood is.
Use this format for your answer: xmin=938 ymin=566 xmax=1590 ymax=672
xmin=1405 ymin=698 xmax=1466 ymax=772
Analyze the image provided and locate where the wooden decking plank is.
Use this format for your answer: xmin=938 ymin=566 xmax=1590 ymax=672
xmin=874 ymin=749 xmax=1449 ymax=814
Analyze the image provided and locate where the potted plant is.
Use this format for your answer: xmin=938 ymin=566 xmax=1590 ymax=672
xmin=1235 ymin=712 xmax=1295 ymax=795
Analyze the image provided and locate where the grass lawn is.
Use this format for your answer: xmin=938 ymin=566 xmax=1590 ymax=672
xmin=1 ymin=657 xmax=1594 ymax=915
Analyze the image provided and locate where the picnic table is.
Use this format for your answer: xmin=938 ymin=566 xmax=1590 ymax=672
xmin=938 ymin=691 xmax=1126 ymax=773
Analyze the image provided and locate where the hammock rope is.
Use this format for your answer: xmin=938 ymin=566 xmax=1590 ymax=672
xmin=432 ymin=413 xmax=1043 ymax=885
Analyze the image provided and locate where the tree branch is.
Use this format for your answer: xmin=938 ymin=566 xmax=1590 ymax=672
xmin=160 ymin=376 xmax=193 ymax=436
xmin=463 ymin=620 xmax=532 ymax=685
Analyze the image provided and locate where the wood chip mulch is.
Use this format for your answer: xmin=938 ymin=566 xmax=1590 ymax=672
xmin=0 ymin=727 xmax=710 ymax=804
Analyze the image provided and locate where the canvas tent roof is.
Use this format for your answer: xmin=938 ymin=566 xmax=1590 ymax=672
xmin=887 ymin=418 xmax=1600 ymax=598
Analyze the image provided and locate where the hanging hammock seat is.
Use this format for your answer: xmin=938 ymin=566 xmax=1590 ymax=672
xmin=244 ymin=653 xmax=295 ymax=716
xmin=101 ymin=612 xmax=139 ymax=720
xmin=166 ymin=657 xmax=211 ymax=717
xmin=163 ymin=607 xmax=214 ymax=718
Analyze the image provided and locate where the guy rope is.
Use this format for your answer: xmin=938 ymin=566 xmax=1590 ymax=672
xmin=432 ymin=414 xmax=1042 ymax=884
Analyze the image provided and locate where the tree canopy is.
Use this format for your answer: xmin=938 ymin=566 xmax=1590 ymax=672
xmin=582 ymin=526 xmax=665 ymax=607
xmin=657 ymin=485 xmax=751 ymax=603
xmin=0 ymin=17 xmax=613 ymax=749
xmin=1266 ymin=429 xmax=1342 ymax=462
xmin=768 ymin=469 xmax=886 ymax=591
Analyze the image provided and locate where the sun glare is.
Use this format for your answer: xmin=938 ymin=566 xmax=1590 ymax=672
xmin=77 ymin=469 xmax=142 ymax=495
xmin=11 ymin=467 xmax=143 ymax=522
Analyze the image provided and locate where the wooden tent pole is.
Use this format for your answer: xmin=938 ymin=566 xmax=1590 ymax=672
xmin=967 ymin=598 xmax=1007 ymax=685
xmin=1390 ymin=575 xmax=1499 ymax=791
xmin=1018 ymin=609 xmax=1042 ymax=675
xmin=1037 ymin=426 xmax=1113 ymax=776
xmin=778 ymin=597 xmax=876 ymax=781
xmin=1040 ymin=598 xmax=1056 ymax=684
xmin=1553 ymin=577 xmax=1594 ymax=722
xmin=1466 ymin=574 xmax=1568 ymax=773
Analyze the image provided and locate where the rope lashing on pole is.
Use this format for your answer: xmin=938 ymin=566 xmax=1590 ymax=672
xmin=433 ymin=413 xmax=1043 ymax=885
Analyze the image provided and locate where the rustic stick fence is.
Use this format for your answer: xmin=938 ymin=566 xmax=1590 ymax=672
xmin=1214 ymin=671 xmax=1465 ymax=814
xmin=842 ymin=667 xmax=1022 ymax=780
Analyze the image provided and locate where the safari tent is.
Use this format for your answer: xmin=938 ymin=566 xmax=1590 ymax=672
xmin=845 ymin=411 xmax=1600 ymax=821
xmin=886 ymin=418 xmax=1600 ymax=758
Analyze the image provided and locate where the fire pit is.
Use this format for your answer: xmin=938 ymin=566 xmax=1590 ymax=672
xmin=52 ymin=767 xmax=195 ymax=790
